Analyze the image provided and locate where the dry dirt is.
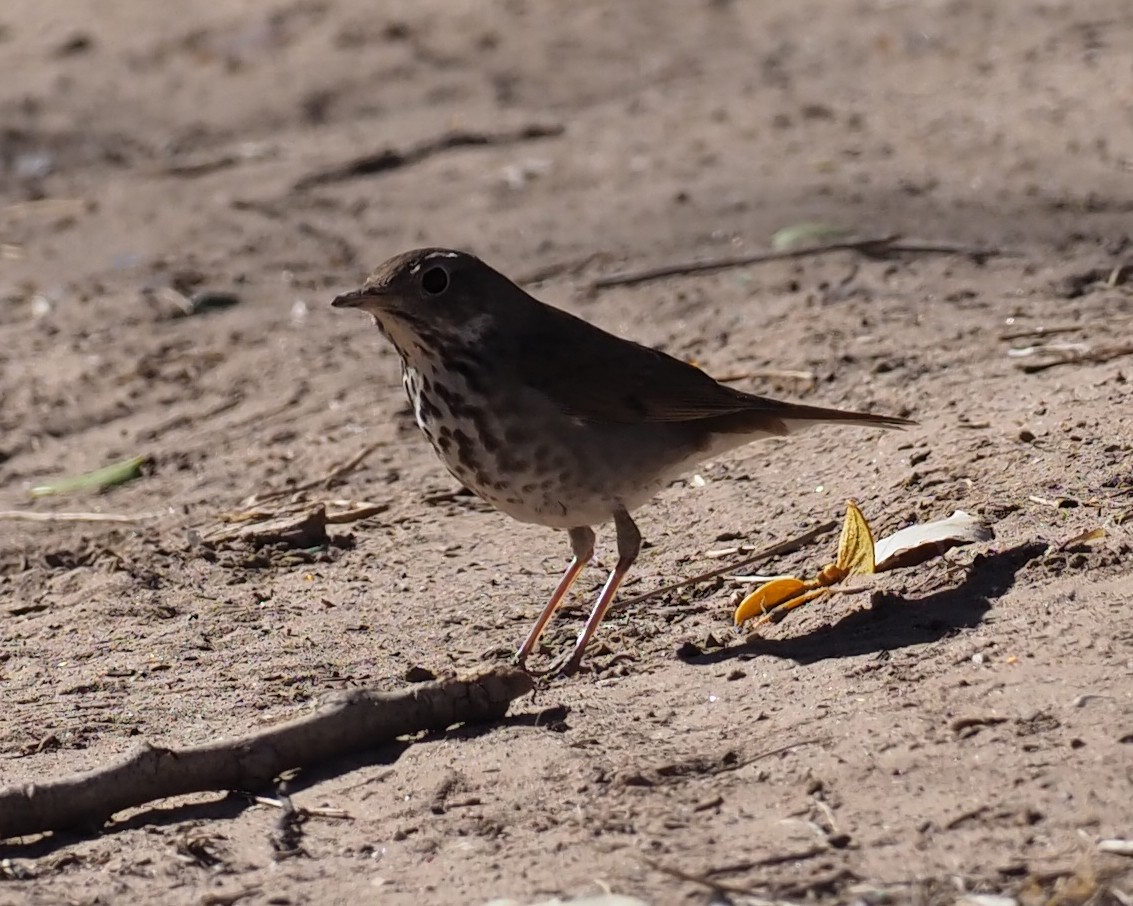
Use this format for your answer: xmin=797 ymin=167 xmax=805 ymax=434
xmin=2 ymin=1 xmax=1133 ymax=904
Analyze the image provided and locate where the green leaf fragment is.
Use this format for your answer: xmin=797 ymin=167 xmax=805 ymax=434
xmin=30 ymin=455 xmax=147 ymax=497
xmin=770 ymin=222 xmax=852 ymax=251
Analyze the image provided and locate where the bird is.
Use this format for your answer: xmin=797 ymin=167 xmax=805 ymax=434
xmin=332 ymin=248 xmax=913 ymax=675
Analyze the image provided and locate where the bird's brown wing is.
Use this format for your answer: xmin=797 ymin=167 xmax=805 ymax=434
xmin=513 ymin=306 xmax=796 ymax=424
xmin=512 ymin=304 xmax=911 ymax=430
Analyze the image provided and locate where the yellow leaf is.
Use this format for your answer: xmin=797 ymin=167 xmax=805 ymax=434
xmin=836 ymin=499 xmax=875 ymax=576
xmin=754 ymin=587 xmax=831 ymax=625
xmin=734 ymin=576 xmax=811 ymax=625
xmin=733 ymin=501 xmax=879 ymax=628
xmin=816 ymin=562 xmax=846 ymax=586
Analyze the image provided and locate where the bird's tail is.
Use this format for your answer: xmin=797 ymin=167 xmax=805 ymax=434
xmin=776 ymin=401 xmax=914 ymax=432
xmin=714 ymin=400 xmax=914 ymax=437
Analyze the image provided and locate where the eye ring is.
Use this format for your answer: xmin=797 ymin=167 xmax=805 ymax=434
xmin=420 ymin=266 xmax=450 ymax=296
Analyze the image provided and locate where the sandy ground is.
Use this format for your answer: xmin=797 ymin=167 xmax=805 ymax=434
xmin=2 ymin=1 xmax=1133 ymax=903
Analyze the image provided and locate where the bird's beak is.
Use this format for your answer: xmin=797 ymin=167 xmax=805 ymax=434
xmin=331 ymin=287 xmax=371 ymax=308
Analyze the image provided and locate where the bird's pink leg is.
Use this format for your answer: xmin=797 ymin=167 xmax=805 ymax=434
xmin=514 ymin=526 xmax=595 ymax=667
xmin=558 ymin=509 xmax=641 ymax=676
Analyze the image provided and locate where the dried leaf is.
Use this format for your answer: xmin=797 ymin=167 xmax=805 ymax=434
xmin=836 ymin=499 xmax=875 ymax=576
xmin=201 ymin=505 xmax=328 ymax=548
xmin=1056 ymin=526 xmax=1105 ymax=551
xmin=732 ymin=505 xmax=997 ymax=629
xmin=873 ymin=510 xmax=993 ymax=571
xmin=752 ymin=587 xmax=832 ymax=625
xmin=734 ymin=500 xmax=874 ymax=625
xmin=734 ymin=576 xmax=812 ymax=624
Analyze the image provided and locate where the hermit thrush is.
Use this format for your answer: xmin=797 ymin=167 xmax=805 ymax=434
xmin=333 ymin=248 xmax=912 ymax=675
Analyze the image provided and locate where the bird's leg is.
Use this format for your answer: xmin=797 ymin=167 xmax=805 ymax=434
xmin=558 ymin=508 xmax=641 ymax=677
xmin=514 ymin=526 xmax=595 ymax=668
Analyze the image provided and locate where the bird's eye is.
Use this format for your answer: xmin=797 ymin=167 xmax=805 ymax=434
xmin=421 ymin=266 xmax=449 ymax=296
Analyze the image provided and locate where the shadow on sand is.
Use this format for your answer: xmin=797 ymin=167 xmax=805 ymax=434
xmin=684 ymin=541 xmax=1047 ymax=667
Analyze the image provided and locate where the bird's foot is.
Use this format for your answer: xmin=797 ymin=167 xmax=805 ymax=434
xmin=511 ymin=645 xmax=591 ymax=679
xmin=551 ymin=650 xmax=587 ymax=678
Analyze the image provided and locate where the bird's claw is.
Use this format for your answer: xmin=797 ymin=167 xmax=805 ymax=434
xmin=510 ymin=649 xmax=587 ymax=679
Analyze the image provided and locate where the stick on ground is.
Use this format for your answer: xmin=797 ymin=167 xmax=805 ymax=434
xmin=0 ymin=511 xmax=157 ymax=524
xmin=0 ymin=667 xmax=533 ymax=841
xmin=590 ymin=234 xmax=1014 ymax=291
xmin=293 ymin=124 xmax=563 ymax=191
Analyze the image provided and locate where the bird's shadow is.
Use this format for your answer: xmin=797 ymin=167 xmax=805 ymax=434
xmin=685 ymin=541 xmax=1047 ymax=666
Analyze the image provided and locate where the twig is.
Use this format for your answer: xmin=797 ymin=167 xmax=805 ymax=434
xmin=614 ymin=737 xmax=827 ymax=787
xmin=201 ymin=886 xmax=261 ymax=906
xmin=641 ymin=857 xmax=766 ymax=898
xmin=324 ymin=501 xmax=390 ymax=524
xmin=0 ymin=667 xmax=532 ymax=840
xmin=159 ymin=142 xmax=277 ymax=178
xmin=943 ymin=804 xmax=990 ymax=830
xmin=707 ymin=845 xmax=831 ymax=875
xmin=590 ymin=234 xmax=1013 ymax=290
xmin=641 ymin=851 xmax=830 ymax=901
xmin=715 ymin=368 xmax=818 ymax=387
xmin=1008 ymin=340 xmax=1133 ymax=373
xmin=268 ymin=787 xmax=306 ymax=860
xmin=998 ymin=323 xmax=1086 ymax=341
xmin=1028 ymin=494 xmax=1075 ymax=509
xmin=247 ymin=441 xmax=384 ymax=505
xmin=514 ymin=252 xmax=609 ymax=286
xmin=0 ymin=510 xmax=157 ymax=524
xmin=319 ymin=442 xmax=385 ymax=489
xmin=252 ymin=796 xmax=350 ymax=820
xmin=775 ymin=868 xmax=857 ymax=899
xmin=610 ymin=521 xmax=837 ymax=614
xmin=293 ymin=124 xmax=564 ymax=191
xmin=0 ymin=198 xmax=90 ymax=221
xmin=137 ymin=397 xmax=242 ymax=441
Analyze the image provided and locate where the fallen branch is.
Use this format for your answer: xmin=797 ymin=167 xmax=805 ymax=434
xmin=590 ymin=234 xmax=1014 ymax=291
xmin=293 ymin=124 xmax=564 ymax=191
xmin=0 ymin=510 xmax=156 ymax=524
xmin=0 ymin=667 xmax=533 ymax=840
xmin=611 ymin=520 xmax=837 ymax=614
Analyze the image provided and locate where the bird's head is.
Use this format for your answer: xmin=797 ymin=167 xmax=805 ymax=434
xmin=332 ymin=248 xmax=512 ymax=356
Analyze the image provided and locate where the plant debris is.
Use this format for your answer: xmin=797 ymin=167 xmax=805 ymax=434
xmin=29 ymin=455 xmax=148 ymax=498
xmin=734 ymin=501 xmax=994 ymax=627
